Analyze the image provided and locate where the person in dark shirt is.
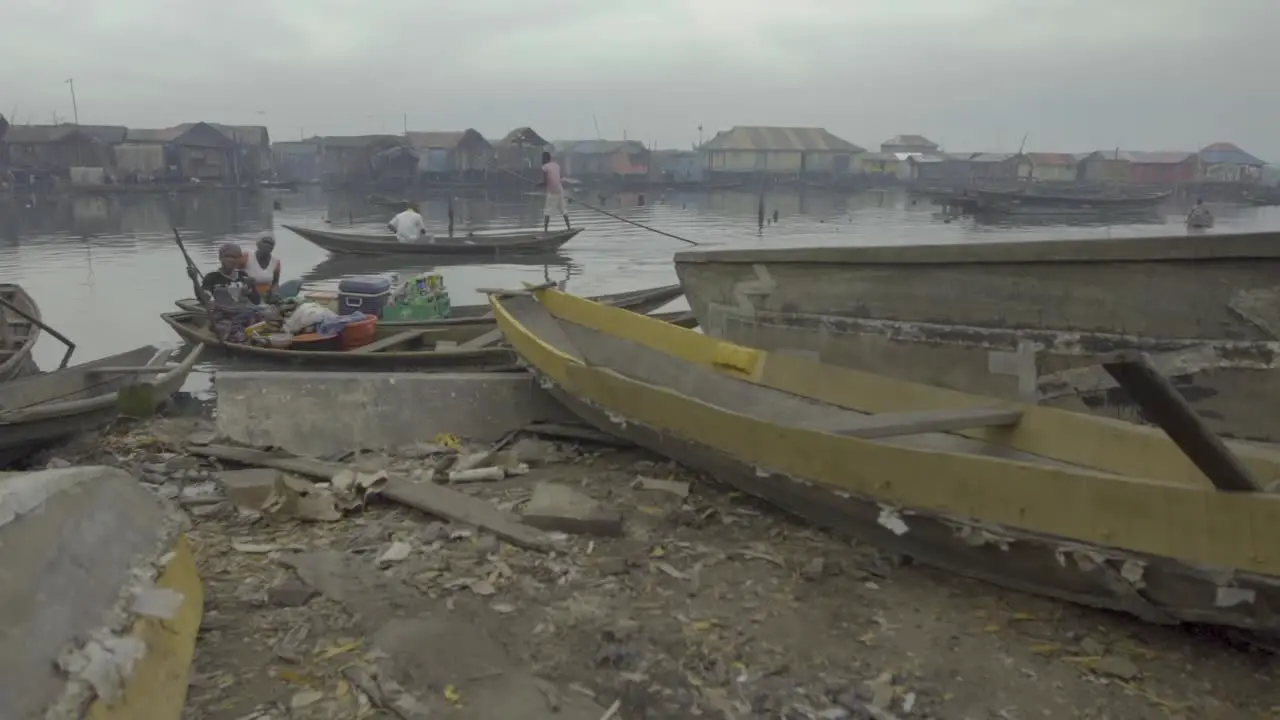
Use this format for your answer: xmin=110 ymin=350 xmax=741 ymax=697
xmin=191 ymin=244 xmax=263 ymax=342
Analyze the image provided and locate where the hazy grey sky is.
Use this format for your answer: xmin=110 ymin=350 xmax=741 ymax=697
xmin=4 ymin=0 xmax=1277 ymax=158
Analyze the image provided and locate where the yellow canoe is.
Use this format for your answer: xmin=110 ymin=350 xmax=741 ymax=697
xmin=490 ymin=287 xmax=1280 ymax=633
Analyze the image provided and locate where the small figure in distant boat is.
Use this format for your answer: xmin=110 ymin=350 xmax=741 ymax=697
xmin=538 ymin=151 xmax=571 ymax=233
xmin=241 ymin=235 xmax=282 ymax=298
xmin=388 ymin=202 xmax=432 ymax=244
xmin=1186 ymin=198 xmax=1214 ymax=229
xmin=193 ymin=244 xmax=263 ymax=342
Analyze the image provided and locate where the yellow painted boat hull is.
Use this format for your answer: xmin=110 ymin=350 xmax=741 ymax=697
xmin=490 ymin=288 xmax=1280 ymax=633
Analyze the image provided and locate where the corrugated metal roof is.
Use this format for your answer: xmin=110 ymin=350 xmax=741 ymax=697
xmin=320 ymin=134 xmax=403 ymax=149
xmin=125 ymin=128 xmax=181 ymax=143
xmin=969 ymin=152 xmax=1017 ymax=163
xmin=1199 ymin=142 xmax=1265 ymax=166
xmin=501 ymin=127 xmax=549 ymax=147
xmin=557 ymin=140 xmax=647 ymax=155
xmin=700 ymin=126 xmax=863 ymax=153
xmin=76 ymin=125 xmax=128 ymax=143
xmin=3 ymin=125 xmax=76 ymax=143
xmin=882 ymin=134 xmax=938 ymax=148
xmin=172 ymin=123 xmax=268 ymax=146
xmin=1118 ymin=151 xmax=1195 ymax=164
xmin=273 ymin=141 xmax=321 ymax=155
xmin=405 ymin=129 xmax=491 ymax=151
xmin=1025 ymin=152 xmax=1077 ymax=167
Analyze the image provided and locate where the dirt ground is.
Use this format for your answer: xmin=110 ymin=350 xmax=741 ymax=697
xmin=53 ymin=417 xmax=1280 ymax=720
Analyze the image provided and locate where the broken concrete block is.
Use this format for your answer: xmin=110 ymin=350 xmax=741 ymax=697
xmin=217 ymin=468 xmax=282 ymax=510
xmin=634 ymin=476 xmax=691 ymax=498
xmin=521 ymin=483 xmax=624 ymax=537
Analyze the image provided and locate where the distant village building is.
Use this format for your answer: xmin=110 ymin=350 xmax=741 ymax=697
xmin=907 ymin=154 xmax=966 ymax=183
xmin=1 ymin=125 xmax=119 ymax=179
xmin=1198 ymin=142 xmax=1266 ymax=182
xmin=492 ymin=127 xmax=550 ymax=175
xmin=405 ymin=130 xmax=493 ymax=181
xmin=318 ymin=135 xmax=411 ymax=186
xmin=967 ymin=153 xmax=1023 ymax=182
xmin=556 ymin=140 xmax=649 ymax=179
xmin=700 ymin=126 xmax=863 ymax=180
xmin=272 ymin=140 xmax=323 ymax=183
xmin=651 ymin=149 xmax=703 ymax=184
xmin=880 ymin=134 xmax=940 ymax=154
xmin=1021 ymin=153 xmax=1079 ymax=182
xmin=1078 ymin=151 xmax=1199 ymax=185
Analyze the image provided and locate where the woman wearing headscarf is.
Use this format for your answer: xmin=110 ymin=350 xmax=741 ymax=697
xmin=197 ymin=243 xmax=263 ymax=342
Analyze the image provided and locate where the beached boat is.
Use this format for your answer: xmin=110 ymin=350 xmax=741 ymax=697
xmin=0 ymin=284 xmax=41 ymax=382
xmin=675 ymin=231 xmax=1280 ymax=443
xmin=973 ymin=188 xmax=1172 ymax=216
xmin=490 ymin=287 xmax=1280 ymax=633
xmin=0 ymin=344 xmax=203 ymax=467
xmin=284 ymin=224 xmax=583 ymax=257
xmin=161 ymin=311 xmax=519 ymax=371
xmin=173 ymin=284 xmax=684 ymax=328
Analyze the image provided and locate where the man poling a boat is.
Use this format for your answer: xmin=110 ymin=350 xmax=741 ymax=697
xmin=388 ymin=201 xmax=433 ymax=244
xmin=1186 ymin=198 xmax=1214 ymax=228
xmin=537 ymin=151 xmax=571 ymax=234
xmin=240 ymin=235 xmax=282 ymax=298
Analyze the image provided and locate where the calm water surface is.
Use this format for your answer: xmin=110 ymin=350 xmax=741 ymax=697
xmin=2 ymin=187 xmax=1278 ymax=390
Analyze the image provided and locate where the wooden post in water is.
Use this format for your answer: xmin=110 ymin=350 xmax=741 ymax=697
xmin=757 ymin=180 xmax=766 ymax=232
xmin=448 ymin=195 xmax=455 ymax=237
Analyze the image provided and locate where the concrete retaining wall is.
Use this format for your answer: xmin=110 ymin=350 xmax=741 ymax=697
xmin=215 ymin=371 xmax=575 ymax=457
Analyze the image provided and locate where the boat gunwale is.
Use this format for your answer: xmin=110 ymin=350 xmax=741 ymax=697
xmin=672 ymin=231 xmax=1280 ymax=266
xmin=0 ymin=344 xmax=204 ymax=425
xmin=283 ymin=223 xmax=582 ymax=256
xmin=159 ymin=310 xmax=517 ymax=364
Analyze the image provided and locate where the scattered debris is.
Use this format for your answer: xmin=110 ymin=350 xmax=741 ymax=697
xmin=521 ymin=482 xmax=624 ymax=537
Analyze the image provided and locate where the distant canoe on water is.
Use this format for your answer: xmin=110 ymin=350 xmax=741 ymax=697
xmin=282 ymin=224 xmax=583 ymax=257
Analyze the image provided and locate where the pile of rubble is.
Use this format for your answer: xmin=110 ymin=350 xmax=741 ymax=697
xmin=46 ymin=417 xmax=1280 ymax=719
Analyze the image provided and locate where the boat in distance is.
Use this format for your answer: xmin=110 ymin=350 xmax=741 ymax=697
xmin=489 ymin=287 xmax=1280 ymax=633
xmin=283 ymin=224 xmax=582 ymax=257
xmin=675 ymin=230 xmax=1280 ymax=444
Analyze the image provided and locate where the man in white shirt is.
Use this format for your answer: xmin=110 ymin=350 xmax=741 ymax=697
xmin=538 ymin=151 xmax=570 ymax=233
xmin=387 ymin=202 xmax=432 ymax=244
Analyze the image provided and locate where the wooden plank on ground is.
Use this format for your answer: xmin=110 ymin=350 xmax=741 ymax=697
xmin=188 ymin=444 xmax=553 ymax=551
xmin=1102 ymin=351 xmax=1260 ymax=492
xmin=351 ymin=328 xmax=428 ymax=353
xmin=829 ymin=406 xmax=1023 ymax=439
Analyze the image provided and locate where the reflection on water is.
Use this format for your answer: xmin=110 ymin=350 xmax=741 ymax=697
xmin=1 ymin=186 xmax=1278 ymax=387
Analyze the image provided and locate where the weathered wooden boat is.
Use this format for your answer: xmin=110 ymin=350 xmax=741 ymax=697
xmin=490 ymin=287 xmax=1280 ymax=633
xmin=0 ymin=284 xmax=41 ymax=382
xmin=974 ymin=188 xmax=1171 ymax=215
xmin=2 ymin=465 xmax=202 ymax=719
xmin=1186 ymin=213 xmax=1215 ymax=229
xmin=161 ymin=311 xmax=519 ymax=371
xmin=299 ymin=250 xmax=574 ymax=279
xmin=675 ymin=231 xmax=1280 ymax=443
xmin=284 ymin=224 xmax=583 ymax=257
xmin=0 ymin=344 xmax=203 ymax=467
xmin=173 ymin=283 xmax=684 ymax=328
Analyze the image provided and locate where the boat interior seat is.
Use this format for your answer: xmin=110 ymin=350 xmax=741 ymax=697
xmin=500 ymin=295 xmax=1080 ymax=470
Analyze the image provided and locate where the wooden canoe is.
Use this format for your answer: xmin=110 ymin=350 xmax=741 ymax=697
xmin=283 ymin=224 xmax=583 ymax=257
xmin=676 ymin=231 xmax=1280 ymax=444
xmin=0 ymin=344 xmax=203 ymax=467
xmin=0 ymin=284 xmax=41 ymax=382
xmin=490 ymin=287 xmax=1280 ymax=634
xmin=301 ymin=249 xmax=573 ymax=277
xmin=173 ymin=283 xmax=684 ymax=329
xmin=161 ymin=311 xmax=520 ymax=371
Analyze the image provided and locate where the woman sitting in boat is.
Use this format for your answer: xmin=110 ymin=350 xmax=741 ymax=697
xmin=240 ymin=235 xmax=282 ymax=298
xmin=193 ymin=243 xmax=264 ymax=342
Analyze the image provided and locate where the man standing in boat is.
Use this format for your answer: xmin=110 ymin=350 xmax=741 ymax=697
xmin=537 ymin=151 xmax=571 ymax=234
xmin=388 ymin=202 xmax=432 ymax=244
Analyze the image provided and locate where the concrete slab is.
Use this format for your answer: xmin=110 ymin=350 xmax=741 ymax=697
xmin=215 ymin=371 xmax=575 ymax=458
xmin=0 ymin=466 xmax=200 ymax=719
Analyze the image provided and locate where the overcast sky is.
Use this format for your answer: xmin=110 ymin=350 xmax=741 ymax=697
xmin=3 ymin=0 xmax=1276 ymax=158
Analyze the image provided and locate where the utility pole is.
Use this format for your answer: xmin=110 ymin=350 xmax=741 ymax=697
xmin=403 ymin=113 xmax=408 ymax=134
xmin=65 ymin=78 xmax=79 ymax=124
